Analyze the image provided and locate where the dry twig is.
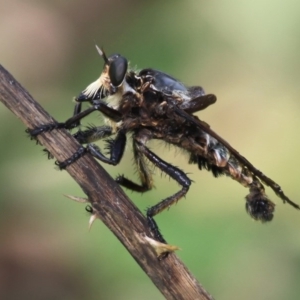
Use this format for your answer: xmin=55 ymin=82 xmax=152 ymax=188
xmin=0 ymin=65 xmax=214 ymax=300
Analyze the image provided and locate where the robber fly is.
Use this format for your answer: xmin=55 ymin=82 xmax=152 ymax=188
xmin=27 ymin=46 xmax=299 ymax=244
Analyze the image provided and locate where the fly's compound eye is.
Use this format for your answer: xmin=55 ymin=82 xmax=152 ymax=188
xmin=108 ymin=55 xmax=128 ymax=87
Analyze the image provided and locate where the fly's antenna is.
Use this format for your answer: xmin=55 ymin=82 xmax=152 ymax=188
xmin=95 ymin=44 xmax=109 ymax=65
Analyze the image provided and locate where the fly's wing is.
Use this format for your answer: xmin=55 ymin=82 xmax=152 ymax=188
xmin=173 ymin=105 xmax=299 ymax=210
xmin=179 ymin=93 xmax=217 ymax=113
xmin=139 ymin=69 xmax=187 ymax=94
xmin=140 ymin=69 xmax=217 ymax=113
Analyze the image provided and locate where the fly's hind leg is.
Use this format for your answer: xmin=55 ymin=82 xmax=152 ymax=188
xmin=116 ymin=137 xmax=154 ymax=193
xmin=140 ymin=142 xmax=191 ymax=243
xmin=118 ymin=131 xmax=192 ymax=244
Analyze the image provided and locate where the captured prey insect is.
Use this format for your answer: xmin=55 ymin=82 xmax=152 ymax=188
xmin=27 ymin=45 xmax=299 ymax=245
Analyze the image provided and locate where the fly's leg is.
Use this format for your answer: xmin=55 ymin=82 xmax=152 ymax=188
xmin=57 ymin=130 xmax=126 ymax=169
xmin=27 ymin=100 xmax=123 ymax=168
xmin=44 ymin=124 xmax=115 ymax=162
xmin=121 ymin=132 xmax=191 ymax=243
xmin=27 ymin=100 xmax=122 ymax=137
xmin=70 ymin=102 xmax=83 ymax=129
xmin=27 ymin=106 xmax=94 ymax=137
xmin=139 ymin=142 xmax=191 ymax=243
xmin=116 ymin=138 xmax=153 ymax=193
xmin=55 ymin=125 xmax=114 ymax=168
xmin=73 ymin=125 xmax=113 ymax=144
xmin=117 ymin=132 xmax=191 ymax=243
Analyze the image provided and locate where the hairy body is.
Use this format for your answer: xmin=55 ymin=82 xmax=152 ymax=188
xmin=28 ymin=47 xmax=299 ymax=243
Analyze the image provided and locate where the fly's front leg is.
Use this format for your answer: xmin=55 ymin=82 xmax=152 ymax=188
xmin=29 ymin=106 xmax=98 ymax=136
xmin=27 ymin=100 xmax=122 ymax=137
xmin=70 ymin=102 xmax=83 ymax=129
xmin=27 ymin=100 xmax=123 ymax=168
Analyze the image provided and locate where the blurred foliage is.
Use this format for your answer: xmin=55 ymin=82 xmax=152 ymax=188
xmin=1 ymin=0 xmax=300 ymax=299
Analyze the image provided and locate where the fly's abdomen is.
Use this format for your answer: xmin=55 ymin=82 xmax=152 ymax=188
xmin=190 ymin=133 xmax=275 ymax=222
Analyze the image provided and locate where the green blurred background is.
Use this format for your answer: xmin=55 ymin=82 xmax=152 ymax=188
xmin=1 ymin=1 xmax=300 ymax=299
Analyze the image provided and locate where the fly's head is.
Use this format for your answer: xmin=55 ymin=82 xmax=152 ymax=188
xmin=76 ymin=45 xmax=129 ymax=105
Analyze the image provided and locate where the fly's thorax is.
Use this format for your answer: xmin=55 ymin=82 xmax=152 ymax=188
xmin=103 ymin=117 xmax=121 ymax=134
xmin=107 ymin=80 xmax=139 ymax=110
